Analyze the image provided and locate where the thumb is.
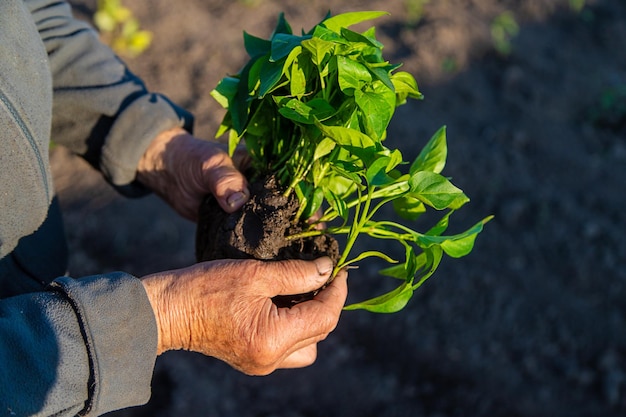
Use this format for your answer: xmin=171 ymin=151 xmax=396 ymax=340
xmin=266 ymin=257 xmax=334 ymax=297
xmin=203 ymin=154 xmax=250 ymax=213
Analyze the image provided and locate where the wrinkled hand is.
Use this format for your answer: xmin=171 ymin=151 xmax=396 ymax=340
xmin=140 ymin=257 xmax=348 ymax=375
xmin=137 ymin=126 xmax=250 ymax=221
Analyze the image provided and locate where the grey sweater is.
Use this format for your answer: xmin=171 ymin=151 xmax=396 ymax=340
xmin=0 ymin=0 xmax=193 ymax=415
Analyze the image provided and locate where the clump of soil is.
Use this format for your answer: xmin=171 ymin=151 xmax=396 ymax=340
xmin=196 ymin=175 xmax=340 ymax=305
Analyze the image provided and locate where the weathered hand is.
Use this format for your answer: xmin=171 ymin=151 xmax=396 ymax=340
xmin=137 ymin=126 xmax=250 ymax=221
xmin=140 ymin=257 xmax=348 ymax=375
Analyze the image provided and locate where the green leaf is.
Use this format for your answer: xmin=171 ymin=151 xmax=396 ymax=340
xmin=313 ymin=137 xmax=336 ymax=160
xmin=442 ymin=216 xmax=493 ymax=257
xmin=316 ymin=123 xmax=376 ymax=149
xmin=322 ymin=11 xmax=389 ymax=33
xmin=271 ymin=12 xmax=293 ymax=37
xmin=227 ymin=129 xmax=242 ymax=157
xmin=344 ymin=281 xmax=413 ymax=313
xmin=271 ymin=33 xmax=306 ymax=62
xmin=386 ymin=149 xmax=404 ymax=170
xmin=354 ymin=81 xmax=396 ymax=140
xmin=367 ymin=65 xmax=395 ymax=93
xmin=366 ymin=156 xmax=395 ymax=186
xmin=302 ymin=186 xmax=324 ymax=219
xmin=416 ymin=216 xmax=493 ymax=257
xmin=210 ymin=76 xmax=240 ymax=109
xmin=391 ymin=71 xmax=423 ymax=104
xmin=410 ymin=126 xmax=447 ymax=174
xmin=311 ymin=24 xmax=348 ymax=44
xmin=258 ymin=58 xmax=287 ymax=98
xmin=392 ymin=195 xmax=426 ymax=221
xmin=337 ymin=56 xmax=372 ymax=93
xmin=380 ymin=244 xmax=419 ymax=281
xmin=330 ymin=163 xmax=362 ymax=184
xmin=290 ymin=61 xmax=307 ymax=98
xmin=410 ymin=171 xmax=466 ymax=210
xmin=243 ymin=31 xmax=271 ymax=58
xmin=370 ymin=179 xmax=410 ymax=200
xmin=301 ymin=37 xmax=336 ymax=66
xmin=307 ymin=98 xmax=336 ymax=121
xmin=340 ymin=27 xmax=384 ymax=49
xmin=278 ymin=98 xmax=313 ymax=124
xmin=231 ymin=60 xmax=257 ymax=134
xmin=324 ymin=188 xmax=348 ymax=219
xmin=326 ymin=169 xmax=357 ymax=196
xmin=440 ymin=233 xmax=479 ymax=258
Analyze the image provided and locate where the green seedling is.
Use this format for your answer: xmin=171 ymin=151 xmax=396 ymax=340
xmin=212 ymin=11 xmax=492 ymax=312
xmin=491 ymin=11 xmax=519 ymax=56
xmin=94 ymin=0 xmax=152 ymax=58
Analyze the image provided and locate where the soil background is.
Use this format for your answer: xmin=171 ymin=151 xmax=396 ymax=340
xmin=57 ymin=1 xmax=626 ymax=416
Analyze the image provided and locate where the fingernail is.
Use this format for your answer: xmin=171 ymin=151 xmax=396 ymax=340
xmin=314 ymin=257 xmax=333 ymax=276
xmin=227 ymin=191 xmax=247 ymax=208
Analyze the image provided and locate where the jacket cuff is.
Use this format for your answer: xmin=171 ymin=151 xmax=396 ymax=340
xmin=50 ymin=272 xmax=158 ymax=416
xmin=100 ymin=93 xmax=194 ymax=197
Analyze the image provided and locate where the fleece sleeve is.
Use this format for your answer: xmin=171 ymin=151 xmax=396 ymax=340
xmin=25 ymin=0 xmax=194 ymax=196
xmin=0 ymin=273 xmax=158 ymax=417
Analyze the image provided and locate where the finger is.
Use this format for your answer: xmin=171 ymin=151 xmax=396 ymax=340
xmin=203 ymin=151 xmax=250 ymax=213
xmin=272 ymin=270 xmax=348 ymax=348
xmin=263 ymin=257 xmax=334 ymax=297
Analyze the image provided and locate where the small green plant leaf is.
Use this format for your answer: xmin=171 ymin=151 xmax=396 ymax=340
xmin=366 ymin=156 xmax=395 ymax=186
xmin=210 ymin=77 xmax=240 ymax=109
xmin=301 ymin=37 xmax=336 ymax=66
xmin=317 ymin=123 xmax=377 ymax=150
xmin=392 ymin=194 xmax=426 ymax=220
xmin=380 ymin=244 xmax=419 ymax=281
xmin=324 ymin=188 xmax=348 ymax=219
xmin=314 ymin=137 xmax=337 ymax=160
xmin=258 ymin=58 xmax=287 ymax=98
xmin=344 ymin=281 xmax=414 ymax=313
xmin=307 ymin=98 xmax=336 ymax=121
xmin=271 ymin=33 xmax=306 ymax=62
xmin=410 ymin=171 xmax=465 ymax=210
xmin=410 ymin=126 xmax=447 ymax=174
xmin=289 ymin=60 xmax=307 ymax=98
xmin=322 ymin=11 xmax=389 ymax=33
xmin=301 ymin=186 xmax=324 ymax=220
xmin=340 ymin=27 xmax=384 ymax=49
xmin=354 ymin=81 xmax=396 ymax=140
xmin=272 ymin=12 xmax=293 ymax=37
xmin=337 ymin=56 xmax=372 ymax=93
xmin=244 ymin=31 xmax=271 ymax=58
xmin=278 ymin=98 xmax=314 ymax=124
xmin=392 ymin=71 xmax=423 ymax=104
xmin=416 ymin=216 xmax=493 ymax=257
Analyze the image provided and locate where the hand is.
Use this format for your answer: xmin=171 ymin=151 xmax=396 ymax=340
xmin=137 ymin=126 xmax=250 ymax=221
xmin=140 ymin=257 xmax=348 ymax=375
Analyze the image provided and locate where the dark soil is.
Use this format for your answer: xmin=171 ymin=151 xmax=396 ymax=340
xmin=195 ymin=175 xmax=339 ymax=264
xmin=57 ymin=0 xmax=626 ymax=416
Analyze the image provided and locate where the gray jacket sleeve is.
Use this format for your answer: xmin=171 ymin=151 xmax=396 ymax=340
xmin=0 ymin=273 xmax=158 ymax=417
xmin=26 ymin=0 xmax=194 ymax=196
xmin=0 ymin=1 xmax=179 ymax=415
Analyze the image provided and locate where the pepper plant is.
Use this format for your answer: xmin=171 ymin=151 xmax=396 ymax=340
xmin=211 ymin=11 xmax=492 ymax=312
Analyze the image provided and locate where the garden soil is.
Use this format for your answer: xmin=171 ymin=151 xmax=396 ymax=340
xmin=56 ymin=0 xmax=626 ymax=416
